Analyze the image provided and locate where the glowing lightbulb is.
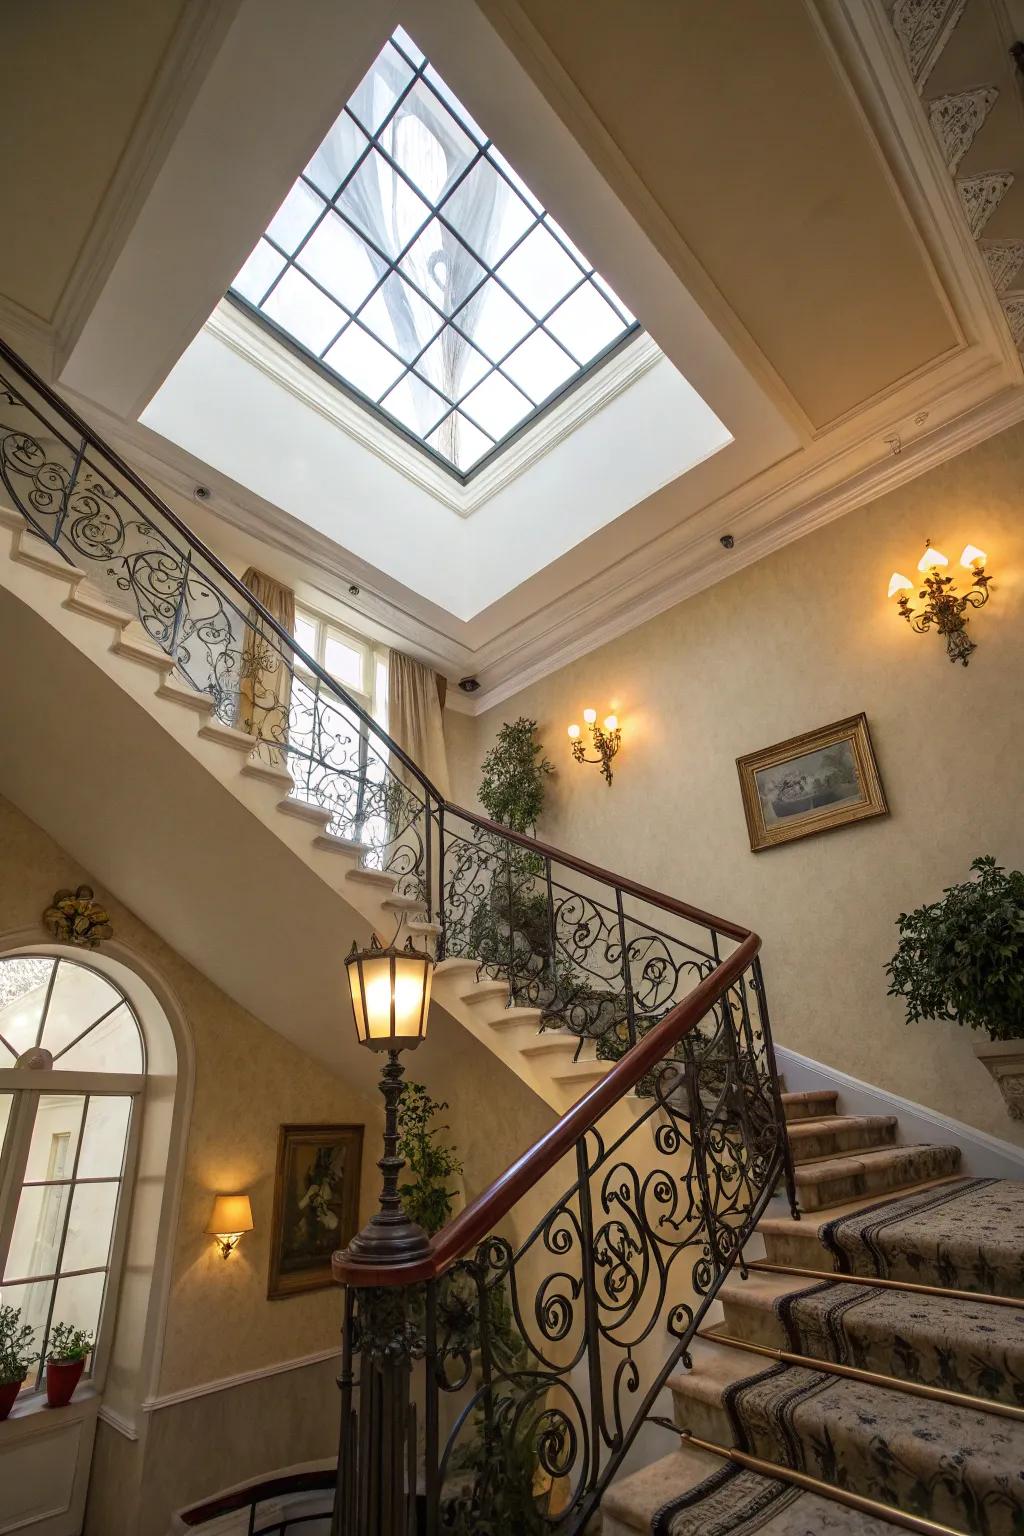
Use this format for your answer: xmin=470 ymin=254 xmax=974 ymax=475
xmin=583 ymin=708 xmax=597 ymax=725
xmin=887 ymin=572 xmax=913 ymax=599
xmin=960 ymin=544 xmax=987 ymax=569
xmin=567 ymin=723 xmax=580 ymax=740
xmin=603 ymin=715 xmax=618 ymax=732
xmin=917 ymin=545 xmax=948 ymax=573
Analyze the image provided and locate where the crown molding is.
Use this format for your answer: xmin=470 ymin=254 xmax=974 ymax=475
xmin=0 ymin=294 xmax=54 ymax=378
xmin=206 ymin=303 xmax=660 ymax=515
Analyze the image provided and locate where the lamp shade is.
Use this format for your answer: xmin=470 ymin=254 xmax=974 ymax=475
xmin=346 ymin=934 xmax=433 ymax=1051
xmin=887 ymin=572 xmax=913 ymax=598
xmin=206 ymin=1193 xmax=253 ymax=1236
xmin=917 ymin=545 xmax=948 ymax=573
xmin=960 ymin=544 xmax=987 ymax=569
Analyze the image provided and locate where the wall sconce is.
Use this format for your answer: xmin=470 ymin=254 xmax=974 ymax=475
xmin=567 ymin=708 xmax=621 ymax=786
xmin=206 ymin=1193 xmax=253 ymax=1259
xmin=887 ymin=540 xmax=992 ymax=665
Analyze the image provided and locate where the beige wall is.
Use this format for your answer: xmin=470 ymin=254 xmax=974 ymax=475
xmin=450 ymin=421 xmax=1024 ymax=1145
xmin=0 ymin=794 xmax=382 ymax=1530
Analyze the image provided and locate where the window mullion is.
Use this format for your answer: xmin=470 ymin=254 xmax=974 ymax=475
xmin=0 ymin=1090 xmax=39 ymax=1289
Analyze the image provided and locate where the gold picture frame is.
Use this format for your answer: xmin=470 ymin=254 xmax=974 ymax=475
xmin=267 ymin=1123 xmax=363 ymax=1299
xmin=736 ymin=713 xmax=887 ymax=853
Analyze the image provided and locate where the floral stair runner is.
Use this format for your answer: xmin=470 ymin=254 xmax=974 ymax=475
xmin=602 ymin=1091 xmax=1024 ymax=1536
xmin=651 ymin=1463 xmax=902 ymax=1535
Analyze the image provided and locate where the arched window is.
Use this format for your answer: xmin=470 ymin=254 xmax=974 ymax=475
xmin=0 ymin=954 xmax=145 ymax=1397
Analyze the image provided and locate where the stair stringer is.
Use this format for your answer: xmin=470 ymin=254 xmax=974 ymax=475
xmin=0 ymin=506 xmax=612 ymax=1115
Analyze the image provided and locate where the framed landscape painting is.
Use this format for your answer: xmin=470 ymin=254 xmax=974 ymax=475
xmin=268 ymin=1123 xmax=363 ymax=1299
xmin=736 ymin=713 xmax=887 ymax=852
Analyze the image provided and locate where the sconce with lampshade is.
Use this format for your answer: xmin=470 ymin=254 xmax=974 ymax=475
xmin=206 ymin=1193 xmax=253 ymax=1259
xmin=887 ymin=539 xmax=992 ymax=665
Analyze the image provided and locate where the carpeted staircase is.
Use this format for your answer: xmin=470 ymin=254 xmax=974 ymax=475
xmin=603 ymin=1087 xmax=1024 ymax=1536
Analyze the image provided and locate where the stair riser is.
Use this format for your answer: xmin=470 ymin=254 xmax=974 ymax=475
xmin=795 ymin=1148 xmax=960 ymax=1213
xmin=788 ymin=1123 xmax=897 ymax=1164
xmin=719 ymin=1296 xmax=789 ymax=1351
xmin=670 ymin=1386 xmax=736 ymax=1446
xmin=782 ymin=1094 xmax=838 ymax=1123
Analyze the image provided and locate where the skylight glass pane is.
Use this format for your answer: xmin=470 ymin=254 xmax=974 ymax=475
xmin=324 ymin=324 xmax=404 ymax=400
xmin=266 ymin=181 xmax=325 ymax=255
xmin=496 ymin=225 xmax=581 ymax=318
xmin=400 ymin=220 xmax=485 ymax=316
xmin=297 ymin=212 xmax=379 ymax=311
xmin=380 ymin=373 xmax=450 ymax=437
xmin=347 ymin=42 xmax=414 ymax=137
xmin=502 ymin=330 xmax=578 ymax=403
xmin=262 ymin=267 xmax=346 ymax=354
xmin=427 ymin=411 xmax=492 ymax=471
xmin=546 ymin=284 xmax=625 ymax=365
xmin=416 ymin=331 xmax=490 ymax=401
xmin=441 ymin=159 xmax=534 ymax=265
xmin=233 ymin=240 xmax=286 ymax=305
xmin=305 ymin=113 xmax=370 ymax=199
xmin=359 ymin=271 xmax=443 ymax=362
xmin=229 ymin=27 xmax=639 ymax=477
xmin=339 ymin=151 xmax=431 ymax=259
xmin=460 ymin=371 xmax=532 ymax=438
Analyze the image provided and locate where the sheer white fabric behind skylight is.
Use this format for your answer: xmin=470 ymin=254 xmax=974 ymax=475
xmin=230 ymin=27 xmax=638 ymax=477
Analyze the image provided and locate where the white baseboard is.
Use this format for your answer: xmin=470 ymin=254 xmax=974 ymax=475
xmin=776 ymin=1044 xmax=1024 ymax=1179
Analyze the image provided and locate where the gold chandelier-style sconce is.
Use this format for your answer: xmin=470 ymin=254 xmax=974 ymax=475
xmin=567 ymin=708 xmax=621 ymax=786
xmin=887 ymin=540 xmax=992 ymax=666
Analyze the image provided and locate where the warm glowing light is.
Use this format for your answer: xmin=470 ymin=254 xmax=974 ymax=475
xmin=206 ymin=1194 xmax=254 ymax=1258
xmin=346 ymin=937 xmax=432 ymax=1051
xmin=603 ymin=715 xmax=618 ymax=732
xmin=917 ymin=546 xmax=948 ymax=573
xmin=583 ymin=708 xmax=597 ymax=724
xmin=960 ymin=544 xmax=987 ymax=569
xmin=567 ymin=723 xmax=580 ymax=740
xmin=887 ymin=572 xmax=913 ymax=599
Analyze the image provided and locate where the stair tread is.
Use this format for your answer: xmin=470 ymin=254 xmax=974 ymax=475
xmin=758 ymin=1172 xmax=970 ymax=1237
xmin=601 ymin=1446 xmax=721 ymax=1532
xmin=793 ymin=1142 xmax=957 ymax=1182
xmin=787 ymin=1114 xmax=896 ymax=1139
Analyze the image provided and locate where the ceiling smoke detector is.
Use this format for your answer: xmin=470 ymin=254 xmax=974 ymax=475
xmin=459 ymin=677 xmax=481 ymax=693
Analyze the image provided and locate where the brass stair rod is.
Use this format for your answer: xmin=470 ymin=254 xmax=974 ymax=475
xmin=678 ymin=1430 xmax=968 ymax=1536
xmin=695 ymin=1328 xmax=1024 ymax=1422
xmin=747 ymin=1259 xmax=1024 ymax=1310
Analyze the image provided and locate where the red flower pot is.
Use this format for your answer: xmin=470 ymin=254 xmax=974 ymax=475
xmin=0 ymin=1377 xmax=24 ymax=1420
xmin=45 ymin=1357 xmax=85 ymax=1408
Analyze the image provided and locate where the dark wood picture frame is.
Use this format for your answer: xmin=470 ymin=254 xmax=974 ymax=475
xmin=736 ymin=712 xmax=888 ymax=852
xmin=267 ymin=1123 xmax=364 ymax=1299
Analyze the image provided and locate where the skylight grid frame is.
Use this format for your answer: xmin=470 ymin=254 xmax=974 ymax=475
xmin=230 ymin=28 xmax=639 ymax=481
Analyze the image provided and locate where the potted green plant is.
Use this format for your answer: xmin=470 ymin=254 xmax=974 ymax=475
xmin=0 ymin=1304 xmax=37 ymax=1419
xmin=45 ymin=1323 xmax=93 ymax=1407
xmin=886 ymin=855 xmax=1024 ymax=1119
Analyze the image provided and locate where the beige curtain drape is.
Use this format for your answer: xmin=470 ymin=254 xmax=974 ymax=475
xmin=387 ymin=649 xmax=450 ymax=798
xmin=238 ymin=567 xmax=295 ymax=752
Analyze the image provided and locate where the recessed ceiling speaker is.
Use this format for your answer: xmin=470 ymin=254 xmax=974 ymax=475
xmin=193 ymin=484 xmax=212 ymax=502
xmin=719 ymin=534 xmax=735 ymax=549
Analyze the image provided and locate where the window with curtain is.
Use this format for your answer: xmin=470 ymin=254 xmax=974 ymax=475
xmin=0 ymin=955 xmax=144 ymax=1397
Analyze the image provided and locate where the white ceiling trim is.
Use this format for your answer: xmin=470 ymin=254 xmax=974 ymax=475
xmin=207 ymin=303 xmax=662 ymax=515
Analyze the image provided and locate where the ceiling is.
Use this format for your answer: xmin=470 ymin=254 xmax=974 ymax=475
xmin=1 ymin=0 xmax=1021 ymax=706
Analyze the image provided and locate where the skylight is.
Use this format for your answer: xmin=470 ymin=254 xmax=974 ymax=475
xmin=230 ymin=27 xmax=638 ymax=478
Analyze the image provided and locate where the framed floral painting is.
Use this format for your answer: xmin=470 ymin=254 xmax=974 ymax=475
xmin=267 ymin=1123 xmax=363 ymax=1299
xmin=736 ymin=713 xmax=888 ymax=852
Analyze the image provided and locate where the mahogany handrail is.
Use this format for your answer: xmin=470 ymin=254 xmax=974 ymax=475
xmin=333 ymin=929 xmax=760 ymax=1287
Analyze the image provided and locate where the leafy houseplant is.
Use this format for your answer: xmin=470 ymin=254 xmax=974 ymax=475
xmin=397 ymin=1082 xmax=463 ymax=1237
xmin=886 ymin=857 xmax=1024 ymax=1040
xmin=45 ymin=1322 xmax=93 ymax=1408
xmin=0 ymin=1304 xmax=37 ymax=1419
xmin=473 ymin=719 xmax=554 ymax=986
xmin=886 ymin=857 xmax=1024 ymax=1120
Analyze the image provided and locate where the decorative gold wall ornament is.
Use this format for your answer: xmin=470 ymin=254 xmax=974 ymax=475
xmin=887 ymin=541 xmax=992 ymax=665
xmin=42 ymin=886 xmax=113 ymax=948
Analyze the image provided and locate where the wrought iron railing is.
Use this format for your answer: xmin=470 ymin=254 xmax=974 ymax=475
xmin=0 ymin=338 xmax=796 ymax=1533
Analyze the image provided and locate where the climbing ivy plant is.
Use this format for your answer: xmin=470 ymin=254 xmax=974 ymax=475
xmin=396 ymin=1082 xmax=463 ymax=1236
xmin=478 ymin=717 xmax=554 ymax=835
